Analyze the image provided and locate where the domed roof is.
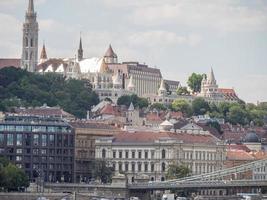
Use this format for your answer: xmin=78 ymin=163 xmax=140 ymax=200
xmin=244 ymin=132 xmax=260 ymax=143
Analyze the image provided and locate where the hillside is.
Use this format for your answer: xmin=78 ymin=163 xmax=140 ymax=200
xmin=0 ymin=67 xmax=99 ymax=118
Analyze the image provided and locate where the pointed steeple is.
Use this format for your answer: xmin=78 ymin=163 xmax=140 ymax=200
xmin=78 ymin=34 xmax=83 ymax=61
xmin=39 ymin=42 xmax=47 ymax=63
xmin=207 ymin=67 xmax=216 ymax=84
xmin=128 ymin=102 xmax=135 ymax=111
xmin=28 ymin=0 xmax=34 ymax=14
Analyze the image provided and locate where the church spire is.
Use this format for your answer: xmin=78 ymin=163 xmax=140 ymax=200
xmin=78 ymin=34 xmax=83 ymax=61
xmin=28 ymin=0 xmax=34 ymax=13
xmin=207 ymin=67 xmax=216 ymax=84
xmin=22 ymin=0 xmax=39 ymax=72
xmin=39 ymin=42 xmax=47 ymax=64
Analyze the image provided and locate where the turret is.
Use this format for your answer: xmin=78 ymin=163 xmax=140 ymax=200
xmin=127 ymin=76 xmax=135 ymax=92
xmin=39 ymin=43 xmax=47 ymax=64
xmin=104 ymin=44 xmax=118 ymax=64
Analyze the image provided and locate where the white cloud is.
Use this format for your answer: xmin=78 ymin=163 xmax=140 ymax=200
xmin=130 ymin=0 xmax=267 ymax=33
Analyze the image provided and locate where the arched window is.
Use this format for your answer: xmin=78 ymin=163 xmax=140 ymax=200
xmin=162 ymin=162 xmax=166 ymax=172
xmin=161 ymin=177 xmax=165 ymax=181
xmin=102 ymin=149 xmax=106 ymax=158
xmin=131 ymin=176 xmax=135 ymax=183
xmin=31 ymin=38 xmax=34 ymax=47
xmin=30 ymin=52 xmax=33 ymax=60
xmin=162 ymin=149 xmax=166 ymax=159
xmin=25 ymin=37 xmax=28 ymax=47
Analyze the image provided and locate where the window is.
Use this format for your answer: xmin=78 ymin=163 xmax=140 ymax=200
xmin=16 ymin=156 xmax=22 ymax=161
xmin=119 ymin=151 xmax=122 ymax=158
xmin=132 ymin=151 xmax=135 ymax=158
xmin=125 ymin=151 xmax=129 ymax=159
xmin=33 ymin=134 xmax=39 ymax=146
xmin=0 ymin=134 xmax=4 ymax=145
xmin=7 ymin=134 xmax=13 ymax=146
xmin=162 ymin=149 xmax=166 ymax=159
xmin=113 ymin=151 xmax=116 ymax=158
xmin=30 ymin=38 xmax=34 ymax=47
xmin=125 ymin=163 xmax=129 ymax=172
xmin=42 ymin=135 xmax=47 ymax=147
xmin=151 ymin=163 xmax=154 ymax=172
xmin=102 ymin=149 xmax=106 ymax=158
xmin=119 ymin=163 xmax=122 ymax=172
xmin=151 ymin=151 xmax=155 ymax=159
xmin=16 ymin=149 xmax=23 ymax=154
xmin=138 ymin=151 xmax=142 ymax=159
xmin=132 ymin=163 xmax=135 ymax=172
xmin=138 ymin=163 xmax=142 ymax=172
xmin=162 ymin=162 xmax=166 ymax=172
xmin=144 ymin=163 xmax=148 ymax=172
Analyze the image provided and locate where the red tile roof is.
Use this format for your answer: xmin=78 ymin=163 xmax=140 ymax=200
xmin=227 ymin=144 xmax=251 ymax=152
xmin=0 ymin=59 xmax=21 ymax=69
xmin=100 ymin=104 xmax=121 ymax=116
xmin=113 ymin=131 xmax=220 ymax=145
xmin=226 ymin=150 xmax=255 ymax=161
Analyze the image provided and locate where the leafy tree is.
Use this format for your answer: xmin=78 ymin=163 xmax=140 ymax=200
xmin=0 ymin=67 xmax=99 ymax=118
xmin=0 ymin=157 xmax=29 ymax=191
xmin=117 ymin=94 xmax=148 ymax=109
xmin=176 ymin=87 xmax=190 ymax=95
xmin=150 ymin=103 xmax=167 ymax=111
xmin=166 ymin=164 xmax=191 ymax=180
xmin=171 ymin=99 xmax=192 ymax=117
xmin=187 ymin=73 xmax=203 ymax=93
xmin=207 ymin=121 xmax=223 ymax=134
xmin=227 ymin=105 xmax=249 ymax=125
xmin=192 ymin=97 xmax=210 ymax=115
xmin=91 ymin=160 xmax=114 ymax=183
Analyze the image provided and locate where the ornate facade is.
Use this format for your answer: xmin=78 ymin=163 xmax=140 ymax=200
xmin=21 ymin=0 xmax=39 ymax=72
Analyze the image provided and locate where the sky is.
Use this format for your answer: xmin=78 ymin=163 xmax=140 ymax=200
xmin=0 ymin=0 xmax=267 ymax=103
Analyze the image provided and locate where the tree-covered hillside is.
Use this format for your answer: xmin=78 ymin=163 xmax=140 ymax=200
xmin=0 ymin=67 xmax=99 ymax=118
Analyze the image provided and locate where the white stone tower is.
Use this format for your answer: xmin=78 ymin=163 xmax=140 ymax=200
xmin=21 ymin=0 xmax=39 ymax=72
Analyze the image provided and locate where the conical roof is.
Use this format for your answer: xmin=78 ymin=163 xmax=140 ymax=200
xmin=128 ymin=102 xmax=134 ymax=111
xmin=40 ymin=44 xmax=47 ymax=60
xmin=104 ymin=44 xmax=117 ymax=58
xmin=207 ymin=67 xmax=216 ymax=83
xmin=28 ymin=0 xmax=34 ymax=13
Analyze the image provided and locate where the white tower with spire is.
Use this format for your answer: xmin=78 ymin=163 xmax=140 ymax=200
xmin=21 ymin=0 xmax=39 ymax=72
xmin=199 ymin=68 xmax=223 ymax=99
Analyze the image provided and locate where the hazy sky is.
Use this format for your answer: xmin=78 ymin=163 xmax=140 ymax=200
xmin=0 ymin=0 xmax=267 ymax=103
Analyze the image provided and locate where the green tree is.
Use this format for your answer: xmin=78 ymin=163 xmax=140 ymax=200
xmin=0 ymin=67 xmax=99 ymax=118
xmin=227 ymin=105 xmax=249 ymax=125
xmin=187 ymin=73 xmax=203 ymax=93
xmin=207 ymin=121 xmax=223 ymax=134
xmin=0 ymin=158 xmax=29 ymax=191
xmin=117 ymin=94 xmax=148 ymax=109
xmin=150 ymin=103 xmax=167 ymax=111
xmin=91 ymin=160 xmax=114 ymax=184
xmin=166 ymin=164 xmax=191 ymax=180
xmin=176 ymin=87 xmax=190 ymax=95
xmin=171 ymin=99 xmax=192 ymax=117
xmin=192 ymin=97 xmax=210 ymax=115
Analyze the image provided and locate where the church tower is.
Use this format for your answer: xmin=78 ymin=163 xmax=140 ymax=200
xmin=78 ymin=36 xmax=83 ymax=61
xmin=21 ymin=0 xmax=39 ymax=72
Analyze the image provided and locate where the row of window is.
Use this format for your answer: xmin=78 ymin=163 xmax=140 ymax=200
xmin=184 ymin=151 xmax=219 ymax=161
xmin=0 ymin=125 xmax=71 ymax=133
xmin=0 ymin=133 xmax=73 ymax=147
xmin=113 ymin=162 xmax=165 ymax=173
xmin=102 ymin=149 xmax=166 ymax=159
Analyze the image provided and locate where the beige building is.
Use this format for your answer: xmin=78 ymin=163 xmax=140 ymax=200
xmin=70 ymin=121 xmax=121 ymax=182
xmin=95 ymin=128 xmax=226 ymax=183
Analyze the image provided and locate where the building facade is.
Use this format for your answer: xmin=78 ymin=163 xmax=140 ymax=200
xmin=21 ymin=0 xmax=39 ymax=72
xmin=0 ymin=115 xmax=75 ymax=183
xmin=70 ymin=121 xmax=121 ymax=183
xmin=95 ymin=130 xmax=226 ymax=183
